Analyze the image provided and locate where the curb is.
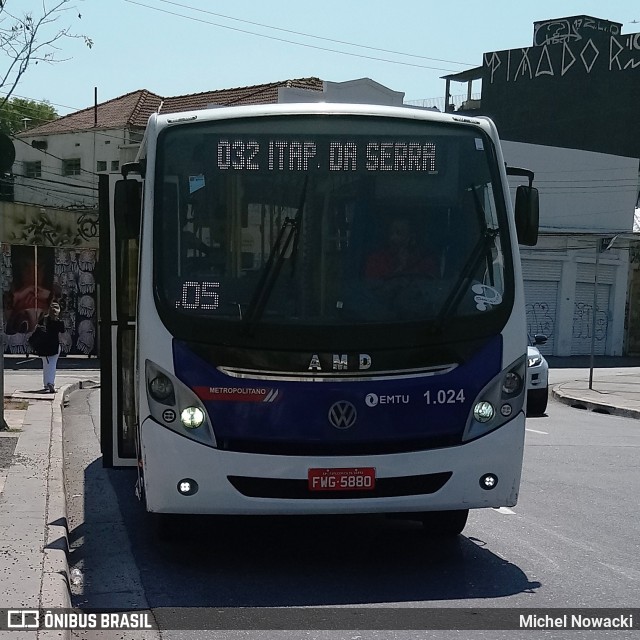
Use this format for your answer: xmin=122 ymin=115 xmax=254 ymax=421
xmin=551 ymin=384 xmax=640 ymax=420
xmin=40 ymin=382 xmax=80 ymax=640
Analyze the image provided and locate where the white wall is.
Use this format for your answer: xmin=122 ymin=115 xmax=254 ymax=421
xmin=278 ymin=78 xmax=405 ymax=106
xmin=12 ymin=127 xmax=130 ymax=208
xmin=502 ymin=141 xmax=637 ymax=355
xmin=502 ymin=141 xmax=639 ymax=233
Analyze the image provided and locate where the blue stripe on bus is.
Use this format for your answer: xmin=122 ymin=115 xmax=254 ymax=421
xmin=172 ymin=336 xmax=502 ymax=447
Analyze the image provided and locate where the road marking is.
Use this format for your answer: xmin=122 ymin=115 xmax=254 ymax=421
xmin=493 ymin=507 xmax=516 ymax=515
xmin=526 ymin=428 xmax=548 ymax=434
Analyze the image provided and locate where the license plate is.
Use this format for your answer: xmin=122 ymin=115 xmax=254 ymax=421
xmin=308 ymin=467 xmax=376 ymax=492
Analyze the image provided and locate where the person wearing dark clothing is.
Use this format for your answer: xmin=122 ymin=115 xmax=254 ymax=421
xmin=365 ymin=217 xmax=437 ymax=279
xmin=37 ymin=302 xmax=65 ymax=393
xmin=359 ymin=216 xmax=438 ymax=321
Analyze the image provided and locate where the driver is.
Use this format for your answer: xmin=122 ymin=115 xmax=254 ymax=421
xmin=364 ymin=216 xmax=437 ymax=279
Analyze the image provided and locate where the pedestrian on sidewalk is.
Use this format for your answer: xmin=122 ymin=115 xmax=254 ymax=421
xmin=35 ymin=302 xmax=65 ymax=393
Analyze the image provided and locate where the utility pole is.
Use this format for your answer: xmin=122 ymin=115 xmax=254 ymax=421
xmin=589 ymin=236 xmax=617 ymax=389
xmin=588 ymin=240 xmax=601 ymax=390
xmin=0 ymin=133 xmax=16 ymax=431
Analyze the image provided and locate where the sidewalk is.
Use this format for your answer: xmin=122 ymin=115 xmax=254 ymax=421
xmin=547 ymin=355 xmax=640 ymax=419
xmin=0 ymin=356 xmax=99 ymax=639
xmin=552 ymin=372 xmax=640 ymax=418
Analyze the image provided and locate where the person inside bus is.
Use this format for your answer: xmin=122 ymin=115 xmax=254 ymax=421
xmin=364 ymin=215 xmax=437 ymax=280
xmin=353 ymin=215 xmax=439 ymax=320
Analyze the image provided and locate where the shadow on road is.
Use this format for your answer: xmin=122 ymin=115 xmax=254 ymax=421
xmin=71 ymin=461 xmax=541 ymax=609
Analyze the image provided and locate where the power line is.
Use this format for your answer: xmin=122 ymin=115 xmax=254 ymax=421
xmin=11 ymin=183 xmax=96 ymax=207
xmin=13 ymin=136 xmax=99 ymax=178
xmin=11 ymin=171 xmax=98 ymax=192
xmin=123 ymin=0 xmax=467 ymax=73
xmin=0 ymin=90 xmax=81 ymax=116
xmin=153 ymin=0 xmax=474 ymax=66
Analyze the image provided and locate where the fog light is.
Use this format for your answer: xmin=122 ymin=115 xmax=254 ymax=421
xmin=500 ymin=403 xmax=513 ymax=417
xmin=473 ymin=401 xmax=495 ymax=423
xmin=181 ymin=406 xmax=205 ymax=429
xmin=177 ymin=478 xmax=198 ymax=495
xmin=480 ymin=473 xmax=498 ymax=490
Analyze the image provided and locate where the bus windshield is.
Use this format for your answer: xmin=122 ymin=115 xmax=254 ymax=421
xmin=154 ymin=114 xmax=513 ymax=344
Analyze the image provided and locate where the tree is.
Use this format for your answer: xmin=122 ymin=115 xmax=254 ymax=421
xmin=0 ymin=1 xmax=93 ymax=110
xmin=0 ymin=97 xmax=57 ymax=134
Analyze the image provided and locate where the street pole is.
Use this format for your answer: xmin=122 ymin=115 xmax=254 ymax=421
xmin=0 ymin=135 xmax=14 ymax=431
xmin=588 ymin=239 xmax=600 ymax=390
xmin=0 ymin=204 xmax=7 ymax=431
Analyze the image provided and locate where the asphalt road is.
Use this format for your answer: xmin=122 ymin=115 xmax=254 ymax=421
xmin=63 ymin=384 xmax=640 ymax=640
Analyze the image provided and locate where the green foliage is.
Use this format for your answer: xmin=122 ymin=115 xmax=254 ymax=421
xmin=0 ymin=98 xmax=58 ymax=135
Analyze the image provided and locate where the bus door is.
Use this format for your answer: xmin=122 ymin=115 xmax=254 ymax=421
xmin=99 ymin=173 xmax=141 ymax=467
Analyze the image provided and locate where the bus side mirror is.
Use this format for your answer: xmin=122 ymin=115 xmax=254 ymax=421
xmin=515 ymin=185 xmax=539 ymax=246
xmin=114 ymin=179 xmax=142 ymax=240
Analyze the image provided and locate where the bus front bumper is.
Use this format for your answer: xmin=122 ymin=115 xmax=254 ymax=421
xmin=141 ymin=413 xmax=525 ymax=515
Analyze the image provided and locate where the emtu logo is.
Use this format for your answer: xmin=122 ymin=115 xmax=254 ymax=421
xmin=365 ymin=393 xmax=379 ymax=407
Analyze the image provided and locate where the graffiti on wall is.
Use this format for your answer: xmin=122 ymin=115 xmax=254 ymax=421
xmin=484 ymin=33 xmax=640 ymax=84
xmin=572 ymin=302 xmax=608 ymax=341
xmin=5 ymin=208 xmax=99 ymax=248
xmin=533 ymin=17 xmax=621 ymax=46
xmin=1 ymin=244 xmax=97 ymax=355
xmin=526 ymin=301 xmax=555 ymax=339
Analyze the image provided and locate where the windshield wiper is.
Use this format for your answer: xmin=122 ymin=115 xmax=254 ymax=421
xmin=434 ymin=185 xmax=499 ymax=331
xmin=243 ymin=176 xmax=308 ymax=328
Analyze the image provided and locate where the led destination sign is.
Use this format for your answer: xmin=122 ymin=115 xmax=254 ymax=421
xmin=215 ymin=138 xmax=437 ymax=173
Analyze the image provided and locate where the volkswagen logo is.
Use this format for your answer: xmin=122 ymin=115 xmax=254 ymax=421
xmin=328 ymin=400 xmax=357 ymax=429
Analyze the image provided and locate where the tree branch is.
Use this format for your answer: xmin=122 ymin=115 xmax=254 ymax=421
xmin=0 ymin=0 xmax=92 ymax=105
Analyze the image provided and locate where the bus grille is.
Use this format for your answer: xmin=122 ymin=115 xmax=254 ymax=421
xmin=227 ymin=472 xmax=452 ymax=499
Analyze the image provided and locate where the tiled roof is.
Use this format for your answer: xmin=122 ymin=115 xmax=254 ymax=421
xmin=18 ymin=78 xmax=324 ymax=137
xmin=17 ymin=89 xmax=163 ymax=137
xmin=160 ymin=77 xmax=323 ymax=113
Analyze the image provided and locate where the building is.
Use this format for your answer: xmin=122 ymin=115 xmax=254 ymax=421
xmin=10 ymin=77 xmax=407 ymax=209
xmin=3 ymin=77 xmax=405 ymax=356
xmin=439 ymin=15 xmax=640 ymax=356
xmin=8 ymin=46 xmax=639 ymax=356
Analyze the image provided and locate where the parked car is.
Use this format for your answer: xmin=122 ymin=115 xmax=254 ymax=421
xmin=527 ymin=334 xmax=549 ymax=416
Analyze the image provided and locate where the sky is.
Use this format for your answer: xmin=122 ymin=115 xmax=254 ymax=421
xmin=7 ymin=0 xmax=640 ymax=117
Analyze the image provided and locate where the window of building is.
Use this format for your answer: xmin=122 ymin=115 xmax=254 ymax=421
xmin=63 ymin=158 xmax=82 ymax=176
xmin=24 ymin=161 xmax=42 ymax=178
xmin=111 ymin=160 xmax=120 ymax=172
xmin=97 ymin=161 xmax=107 ymax=172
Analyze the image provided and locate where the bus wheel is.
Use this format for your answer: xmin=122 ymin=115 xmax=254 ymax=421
xmin=420 ymin=509 xmax=469 ymax=537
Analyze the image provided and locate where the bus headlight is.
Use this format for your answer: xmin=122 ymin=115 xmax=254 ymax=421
xmin=145 ymin=360 xmax=216 ymax=447
xmin=473 ymin=401 xmax=495 ymax=423
xmin=181 ymin=406 xmax=205 ymax=429
xmin=463 ymin=355 xmax=526 ymax=442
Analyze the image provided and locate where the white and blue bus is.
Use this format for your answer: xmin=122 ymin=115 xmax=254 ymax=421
xmin=100 ymin=103 xmax=538 ymax=536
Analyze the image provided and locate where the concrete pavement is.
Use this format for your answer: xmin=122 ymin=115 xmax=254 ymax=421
xmin=0 ymin=354 xmax=637 ymax=638
xmin=547 ymin=355 xmax=640 ymax=419
xmin=0 ymin=355 xmax=99 ymax=639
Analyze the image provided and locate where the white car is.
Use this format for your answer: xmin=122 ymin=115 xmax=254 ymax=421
xmin=527 ymin=335 xmax=549 ymax=416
